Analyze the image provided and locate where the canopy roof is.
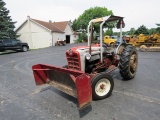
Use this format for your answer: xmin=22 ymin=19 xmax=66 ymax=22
xmin=91 ymin=15 xmax=124 ymax=23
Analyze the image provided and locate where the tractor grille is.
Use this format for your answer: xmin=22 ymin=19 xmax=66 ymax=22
xmin=66 ymin=54 xmax=80 ymax=70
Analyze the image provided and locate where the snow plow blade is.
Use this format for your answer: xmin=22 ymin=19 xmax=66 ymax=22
xmin=32 ymin=64 xmax=92 ymax=109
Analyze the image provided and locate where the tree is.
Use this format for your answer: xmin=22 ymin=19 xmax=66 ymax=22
xmin=134 ymin=25 xmax=149 ymax=35
xmin=129 ymin=28 xmax=136 ymax=35
xmin=77 ymin=32 xmax=88 ymax=43
xmin=0 ymin=0 xmax=16 ymax=39
xmin=72 ymin=6 xmax=113 ymax=33
xmin=156 ymin=23 xmax=160 ymax=34
xmin=104 ymin=29 xmax=113 ymax=36
xmin=148 ymin=28 xmax=156 ymax=35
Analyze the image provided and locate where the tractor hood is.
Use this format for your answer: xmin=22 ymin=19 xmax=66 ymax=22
xmin=66 ymin=45 xmax=102 ymax=72
xmin=66 ymin=45 xmax=101 ymax=55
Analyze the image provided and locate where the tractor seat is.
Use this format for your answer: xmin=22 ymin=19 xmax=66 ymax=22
xmin=93 ymin=42 xmax=114 ymax=53
xmin=105 ymin=47 xmax=115 ymax=53
xmin=103 ymin=44 xmax=115 ymax=53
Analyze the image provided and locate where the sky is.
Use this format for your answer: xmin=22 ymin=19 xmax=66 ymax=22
xmin=4 ymin=0 xmax=160 ymax=32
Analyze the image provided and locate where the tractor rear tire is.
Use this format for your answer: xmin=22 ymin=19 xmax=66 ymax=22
xmin=110 ymin=42 xmax=115 ymax=47
xmin=91 ymin=73 xmax=114 ymax=100
xmin=119 ymin=45 xmax=138 ymax=80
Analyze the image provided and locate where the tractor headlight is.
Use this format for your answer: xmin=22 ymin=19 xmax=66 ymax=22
xmin=85 ymin=53 xmax=91 ymax=60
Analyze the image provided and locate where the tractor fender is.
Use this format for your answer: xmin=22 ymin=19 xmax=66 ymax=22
xmin=115 ymin=43 xmax=132 ymax=55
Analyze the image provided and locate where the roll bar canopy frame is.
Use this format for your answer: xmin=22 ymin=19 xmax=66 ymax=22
xmin=87 ymin=15 xmax=124 ymax=63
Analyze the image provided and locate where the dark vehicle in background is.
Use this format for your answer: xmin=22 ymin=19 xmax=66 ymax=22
xmin=0 ymin=39 xmax=29 ymax=52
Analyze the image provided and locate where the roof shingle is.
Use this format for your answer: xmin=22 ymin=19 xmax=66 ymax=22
xmin=52 ymin=21 xmax=68 ymax=32
xmin=32 ymin=19 xmax=64 ymax=33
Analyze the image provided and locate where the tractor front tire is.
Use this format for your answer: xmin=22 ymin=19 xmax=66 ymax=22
xmin=119 ymin=45 xmax=138 ymax=80
xmin=91 ymin=73 xmax=114 ymax=100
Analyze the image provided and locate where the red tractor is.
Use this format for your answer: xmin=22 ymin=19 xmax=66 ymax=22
xmin=32 ymin=15 xmax=138 ymax=109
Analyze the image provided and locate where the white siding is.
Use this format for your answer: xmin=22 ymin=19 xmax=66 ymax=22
xmin=64 ymin=24 xmax=79 ymax=43
xmin=17 ymin=22 xmax=33 ymax=48
xmin=64 ymin=24 xmax=74 ymax=43
xmin=71 ymin=34 xmax=79 ymax=43
xmin=30 ymin=21 xmax=52 ymax=49
xmin=65 ymin=24 xmax=73 ymax=35
xmin=52 ymin=32 xmax=65 ymax=45
xmin=17 ymin=20 xmax=52 ymax=49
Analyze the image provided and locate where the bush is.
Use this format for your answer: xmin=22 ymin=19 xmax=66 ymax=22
xmin=77 ymin=37 xmax=83 ymax=43
xmin=78 ymin=32 xmax=87 ymax=42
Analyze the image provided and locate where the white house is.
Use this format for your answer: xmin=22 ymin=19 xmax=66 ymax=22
xmin=16 ymin=16 xmax=79 ymax=49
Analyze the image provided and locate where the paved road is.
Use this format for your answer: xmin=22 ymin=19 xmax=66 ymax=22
xmin=0 ymin=43 xmax=160 ymax=120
